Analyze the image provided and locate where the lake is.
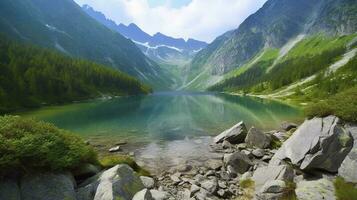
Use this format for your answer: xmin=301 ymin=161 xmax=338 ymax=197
xmin=19 ymin=92 xmax=303 ymax=172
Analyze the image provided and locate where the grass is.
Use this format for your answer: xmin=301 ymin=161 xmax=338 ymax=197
xmin=100 ymin=155 xmax=151 ymax=177
xmin=334 ymin=177 xmax=357 ymax=200
xmin=305 ymin=86 xmax=357 ymax=123
xmin=0 ymin=115 xmax=98 ymax=177
xmin=237 ymin=179 xmax=255 ymax=200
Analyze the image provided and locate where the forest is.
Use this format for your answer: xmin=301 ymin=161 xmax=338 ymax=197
xmin=0 ymin=38 xmax=151 ymax=113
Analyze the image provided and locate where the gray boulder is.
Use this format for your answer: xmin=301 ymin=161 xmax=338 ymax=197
xmin=245 ymin=127 xmax=271 ymax=149
xmin=77 ymin=164 xmax=144 ymax=200
xmin=140 ymin=176 xmax=155 ymax=189
xmin=339 ymin=124 xmax=357 ymax=183
xmin=21 ymin=173 xmax=77 ymax=200
xmin=0 ymin=179 xmax=21 ymax=200
xmin=252 ymin=165 xmax=294 ymax=192
xmin=133 ymin=189 xmax=153 ymax=200
xmin=271 ymin=116 xmax=353 ymax=172
xmin=214 ymin=121 xmax=247 ymax=144
xmin=295 ymin=178 xmax=335 ymax=200
xmin=224 ymin=152 xmax=252 ymax=174
xmin=150 ymin=190 xmax=170 ymax=200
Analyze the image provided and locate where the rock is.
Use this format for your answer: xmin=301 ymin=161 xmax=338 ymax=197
xmin=280 ymin=121 xmax=298 ymax=131
xmin=109 ymin=145 xmax=121 ymax=152
xmin=176 ymin=164 xmax=192 ymax=173
xmin=73 ymin=163 xmax=101 ymax=182
xmin=201 ymin=178 xmax=218 ymax=194
xmin=219 ymin=171 xmax=231 ymax=180
xmin=205 ymin=170 xmax=215 ymax=177
xmin=252 ymin=165 xmax=294 ymax=192
xmin=77 ymin=164 xmax=144 ymax=200
xmin=338 ymin=124 xmax=357 ymax=183
xmin=20 ymin=173 xmax=76 ymax=200
xmin=226 ymin=165 xmax=238 ymax=178
xmin=133 ymin=189 xmax=153 ymax=200
xmin=295 ymin=178 xmax=335 ymax=200
xmin=271 ymin=116 xmax=353 ymax=172
xmin=245 ymin=127 xmax=272 ymax=149
xmin=140 ymin=176 xmax=155 ymax=189
xmin=272 ymin=131 xmax=289 ymax=142
xmin=150 ymin=190 xmax=170 ymax=200
xmin=190 ymin=184 xmax=200 ymax=194
xmin=214 ymin=121 xmax=247 ymax=144
xmin=177 ymin=189 xmax=191 ymax=199
xmin=205 ymin=159 xmax=223 ymax=171
xmin=169 ymin=173 xmax=181 ymax=184
xmin=252 ymin=149 xmax=265 ymax=158
xmin=237 ymin=143 xmax=247 ymax=150
xmin=261 ymin=180 xmax=286 ymax=193
xmin=0 ymin=179 xmax=21 ymax=200
xmin=262 ymin=155 xmax=272 ymax=162
xmin=240 ymin=171 xmax=252 ymax=181
xmin=217 ymin=189 xmax=227 ymax=197
xmin=223 ymin=152 xmax=253 ymax=174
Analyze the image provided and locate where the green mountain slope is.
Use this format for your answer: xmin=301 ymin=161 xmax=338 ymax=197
xmin=0 ymin=37 xmax=151 ymax=113
xmin=185 ymin=0 xmax=357 ymax=90
xmin=0 ymin=0 xmax=171 ymax=89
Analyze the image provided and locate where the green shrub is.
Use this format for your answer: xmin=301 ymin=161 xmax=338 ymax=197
xmin=0 ymin=115 xmax=98 ymax=176
xmin=334 ymin=177 xmax=357 ymax=200
xmin=100 ymin=155 xmax=150 ymax=177
xmin=305 ymin=87 xmax=357 ymax=122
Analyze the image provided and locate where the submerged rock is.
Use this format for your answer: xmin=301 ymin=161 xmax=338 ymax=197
xmin=214 ymin=121 xmax=247 ymax=144
xmin=271 ymin=116 xmax=353 ymax=172
xmin=245 ymin=127 xmax=271 ymax=149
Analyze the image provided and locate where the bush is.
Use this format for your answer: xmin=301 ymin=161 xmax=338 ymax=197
xmin=100 ymin=155 xmax=150 ymax=177
xmin=305 ymin=87 xmax=357 ymax=122
xmin=334 ymin=177 xmax=357 ymax=200
xmin=0 ymin=115 xmax=98 ymax=176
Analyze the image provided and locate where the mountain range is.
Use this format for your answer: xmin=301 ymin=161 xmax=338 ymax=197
xmin=183 ymin=0 xmax=357 ymax=90
xmin=82 ymin=5 xmax=208 ymax=65
xmin=0 ymin=0 xmax=173 ymax=89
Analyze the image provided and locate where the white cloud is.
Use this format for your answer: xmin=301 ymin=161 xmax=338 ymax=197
xmin=74 ymin=0 xmax=267 ymax=42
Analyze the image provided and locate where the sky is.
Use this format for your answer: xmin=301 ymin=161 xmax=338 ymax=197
xmin=74 ymin=0 xmax=267 ymax=42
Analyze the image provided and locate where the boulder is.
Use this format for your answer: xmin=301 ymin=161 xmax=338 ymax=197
xmin=150 ymin=190 xmax=170 ymax=200
xmin=205 ymin=159 xmax=223 ymax=171
xmin=252 ymin=149 xmax=265 ymax=158
xmin=295 ymin=178 xmax=335 ymax=200
xmin=140 ymin=176 xmax=155 ymax=189
xmin=77 ymin=164 xmax=144 ymax=200
xmin=214 ymin=121 xmax=247 ymax=144
xmin=280 ymin=121 xmax=298 ymax=131
xmin=133 ymin=189 xmax=153 ymax=200
xmin=252 ymin=165 xmax=294 ymax=192
xmin=201 ymin=178 xmax=218 ymax=194
xmin=223 ymin=152 xmax=253 ymax=174
xmin=20 ymin=173 xmax=77 ymax=200
xmin=0 ymin=178 xmax=21 ymax=200
xmin=338 ymin=124 xmax=357 ymax=183
xmin=245 ymin=127 xmax=271 ymax=149
xmin=271 ymin=116 xmax=353 ymax=172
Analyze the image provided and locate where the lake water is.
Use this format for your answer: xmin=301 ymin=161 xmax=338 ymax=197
xmin=19 ymin=92 xmax=303 ymax=172
xmin=19 ymin=92 xmax=302 ymax=142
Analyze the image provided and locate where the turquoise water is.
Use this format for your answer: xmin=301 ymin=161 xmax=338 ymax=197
xmin=19 ymin=92 xmax=302 ymax=142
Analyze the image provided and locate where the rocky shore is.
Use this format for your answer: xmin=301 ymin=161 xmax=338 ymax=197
xmin=0 ymin=115 xmax=356 ymax=200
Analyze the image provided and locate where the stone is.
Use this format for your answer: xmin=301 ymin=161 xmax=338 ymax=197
xmin=237 ymin=143 xmax=247 ymax=150
xmin=245 ymin=127 xmax=272 ymax=149
xmin=72 ymin=163 xmax=101 ymax=182
xmin=108 ymin=145 xmax=121 ymax=152
xmin=262 ymin=155 xmax=272 ymax=162
xmin=20 ymin=173 xmax=76 ymax=200
xmin=205 ymin=159 xmax=223 ymax=171
xmin=224 ymin=152 xmax=253 ymax=174
xmin=339 ymin=124 xmax=357 ymax=183
xmin=176 ymin=164 xmax=192 ymax=173
xmin=222 ymin=140 xmax=232 ymax=149
xmin=260 ymin=180 xmax=286 ymax=193
xmin=170 ymin=173 xmax=181 ymax=184
xmin=140 ymin=176 xmax=155 ymax=189
xmin=280 ymin=121 xmax=298 ymax=131
xmin=0 ymin=179 xmax=21 ymax=200
xmin=190 ymin=184 xmax=200 ymax=194
xmin=201 ymin=178 xmax=218 ymax=194
xmin=150 ymin=190 xmax=170 ymax=200
xmin=240 ymin=171 xmax=252 ymax=181
xmin=214 ymin=121 xmax=247 ymax=144
xmin=273 ymin=131 xmax=289 ymax=142
xmin=217 ymin=189 xmax=227 ymax=197
xmin=219 ymin=171 xmax=231 ymax=180
xmin=226 ymin=165 xmax=238 ymax=178
xmin=218 ymin=180 xmax=227 ymax=189
xmin=205 ymin=170 xmax=215 ymax=177
xmin=295 ymin=178 xmax=335 ymax=200
xmin=252 ymin=165 xmax=294 ymax=192
xmin=252 ymin=148 xmax=265 ymax=158
xmin=271 ymin=116 xmax=353 ymax=172
xmin=77 ymin=164 xmax=144 ymax=200
xmin=133 ymin=189 xmax=153 ymax=200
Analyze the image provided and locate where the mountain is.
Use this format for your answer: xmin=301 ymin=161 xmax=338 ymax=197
xmin=82 ymin=5 xmax=208 ymax=65
xmin=0 ymin=0 xmax=171 ymax=89
xmin=184 ymin=0 xmax=357 ymax=90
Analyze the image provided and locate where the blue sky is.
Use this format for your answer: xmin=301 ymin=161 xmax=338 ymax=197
xmin=74 ymin=0 xmax=267 ymax=42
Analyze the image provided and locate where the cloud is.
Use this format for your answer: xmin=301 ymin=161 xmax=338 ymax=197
xmin=74 ymin=0 xmax=267 ymax=42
